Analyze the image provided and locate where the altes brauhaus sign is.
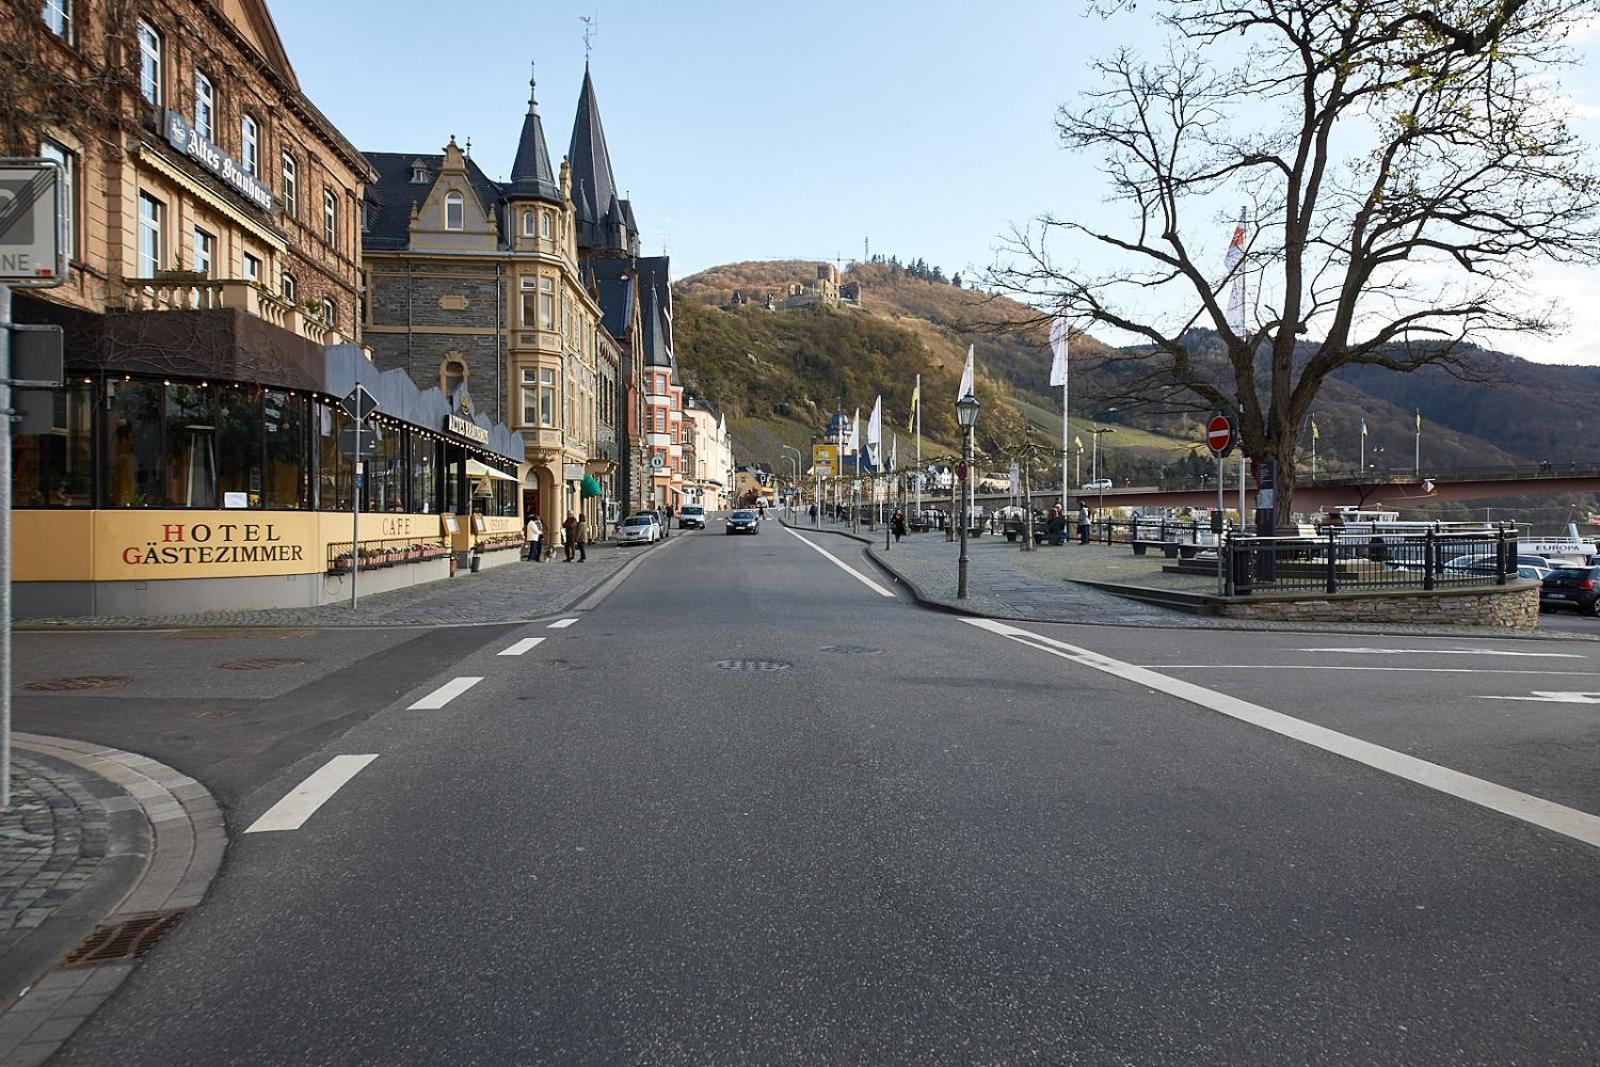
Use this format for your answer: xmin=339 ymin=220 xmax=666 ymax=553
xmin=164 ymin=112 xmax=274 ymax=214
xmin=446 ymin=413 xmax=490 ymax=445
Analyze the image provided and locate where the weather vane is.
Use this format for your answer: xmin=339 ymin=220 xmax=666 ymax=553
xmin=581 ymin=15 xmax=597 ymax=63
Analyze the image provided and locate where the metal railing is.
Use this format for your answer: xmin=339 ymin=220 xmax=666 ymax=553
xmin=1221 ymin=525 xmax=1522 ymax=596
xmin=326 ymin=537 xmax=450 ymax=574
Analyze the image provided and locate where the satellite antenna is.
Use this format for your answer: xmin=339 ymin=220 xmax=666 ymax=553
xmin=581 ymin=15 xmax=598 ymax=63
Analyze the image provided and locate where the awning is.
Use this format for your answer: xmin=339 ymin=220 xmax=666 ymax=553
xmin=467 ymin=459 xmax=518 ymax=483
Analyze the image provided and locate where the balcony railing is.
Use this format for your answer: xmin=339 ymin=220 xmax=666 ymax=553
xmin=121 ymin=276 xmax=350 ymax=347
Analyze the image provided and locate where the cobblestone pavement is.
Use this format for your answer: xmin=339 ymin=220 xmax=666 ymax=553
xmin=0 ymin=759 xmax=107 ymax=952
xmin=20 ymin=539 xmax=665 ymax=631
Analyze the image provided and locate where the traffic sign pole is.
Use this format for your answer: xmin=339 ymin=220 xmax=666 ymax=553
xmin=1 ymin=283 xmax=12 ymax=808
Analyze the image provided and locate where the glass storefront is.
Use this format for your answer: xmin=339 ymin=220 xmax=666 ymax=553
xmin=13 ymin=374 xmax=519 ymax=515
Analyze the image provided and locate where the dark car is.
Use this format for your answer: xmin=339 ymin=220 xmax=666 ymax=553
xmin=1540 ymin=565 xmax=1600 ymax=616
xmin=726 ymin=509 xmax=759 ymax=535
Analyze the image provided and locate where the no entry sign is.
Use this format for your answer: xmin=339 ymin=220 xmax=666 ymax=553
xmin=1206 ymin=413 xmax=1236 ymax=457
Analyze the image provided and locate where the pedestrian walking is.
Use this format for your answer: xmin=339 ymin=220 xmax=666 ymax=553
xmin=562 ymin=513 xmax=578 ymax=562
xmin=525 ymin=514 xmax=544 ymax=561
xmin=574 ymin=513 xmax=589 ymax=562
xmin=1078 ymin=502 xmax=1091 ymax=544
xmin=809 ymin=503 xmax=818 ymax=523
xmin=891 ymin=509 xmax=906 ymax=542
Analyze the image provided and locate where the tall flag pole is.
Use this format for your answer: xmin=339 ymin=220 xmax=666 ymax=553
xmin=1049 ymin=313 xmax=1070 ymax=504
xmin=1224 ymin=208 xmax=1247 ymax=335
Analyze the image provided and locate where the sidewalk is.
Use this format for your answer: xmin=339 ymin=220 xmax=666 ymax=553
xmin=20 ymin=539 xmax=659 ymax=630
xmin=0 ymin=737 xmax=224 ymax=1066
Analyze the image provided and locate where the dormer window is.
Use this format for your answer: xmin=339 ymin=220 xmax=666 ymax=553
xmin=410 ymin=160 xmax=430 ymax=184
xmin=444 ymin=191 xmax=464 ymax=231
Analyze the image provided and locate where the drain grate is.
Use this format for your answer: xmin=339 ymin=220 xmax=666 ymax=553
xmin=61 ymin=910 xmax=188 ymax=967
xmin=169 ymin=628 xmax=315 ymax=641
xmin=216 ymin=658 xmax=306 ymax=671
xmin=20 ymin=676 xmax=130 ymax=692
xmin=715 ymin=659 xmax=791 ymax=672
xmin=818 ymin=645 xmax=883 ymax=656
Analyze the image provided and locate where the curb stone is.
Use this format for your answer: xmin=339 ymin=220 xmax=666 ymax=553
xmin=0 ymin=736 xmax=225 ymax=1067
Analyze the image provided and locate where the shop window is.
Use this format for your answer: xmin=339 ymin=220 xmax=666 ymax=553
xmin=242 ymin=114 xmax=259 ymax=176
xmin=444 ymin=191 xmax=464 ymax=231
xmin=281 ymin=154 xmax=297 ymax=217
xmin=194 ymin=71 xmax=214 ymax=140
xmin=410 ymin=434 xmax=438 ymax=514
xmin=262 ymin=389 xmax=308 ymax=509
xmin=103 ymin=380 xmax=164 ymax=506
xmin=315 ymin=401 xmax=351 ymax=511
xmin=137 ymin=20 xmax=162 ymax=107
xmin=11 ymin=382 xmax=92 ymax=507
xmin=39 ymin=140 xmax=74 ymax=260
xmin=215 ymin=386 xmax=263 ymax=506
xmin=369 ymin=428 xmax=407 ymax=513
xmin=164 ymin=384 xmax=217 ymax=507
xmin=137 ymin=192 xmax=162 ymax=276
xmin=43 ymin=0 xmax=72 ymax=42
xmin=443 ymin=446 xmax=464 ymax=515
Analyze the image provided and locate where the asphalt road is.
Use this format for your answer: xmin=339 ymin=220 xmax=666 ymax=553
xmin=51 ymin=521 xmax=1600 ymax=1065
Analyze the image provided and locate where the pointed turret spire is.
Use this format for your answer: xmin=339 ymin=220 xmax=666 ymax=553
xmin=569 ymin=67 xmax=633 ymax=253
xmin=508 ymin=60 xmax=562 ymax=205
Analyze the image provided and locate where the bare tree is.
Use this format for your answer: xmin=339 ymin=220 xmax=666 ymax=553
xmin=994 ymin=0 xmax=1600 ymax=519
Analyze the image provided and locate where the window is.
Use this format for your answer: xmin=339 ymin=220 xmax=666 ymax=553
xmin=137 ymin=192 xmax=162 ymax=276
xmin=409 ymin=434 xmax=437 ymax=513
xmin=103 ymin=380 xmax=165 ymax=507
xmin=216 ymin=385 xmax=263 ymax=507
xmin=320 ymin=297 xmax=336 ymax=327
xmin=136 ymin=20 xmax=161 ymax=107
xmin=281 ymin=154 xmax=297 ymax=217
xmin=262 ymin=389 xmax=309 ymax=509
xmin=539 ymin=277 xmax=554 ymax=330
xmin=521 ymin=210 xmax=534 ymax=237
xmin=520 ymin=368 xmax=537 ymax=425
xmin=361 ymin=201 xmax=369 ymax=233
xmin=519 ymin=276 xmax=537 ymax=327
xmin=242 ymin=252 xmax=261 ymax=283
xmin=194 ymin=72 xmax=214 ymax=141
xmin=43 ymin=0 xmax=72 ymax=42
xmin=39 ymin=140 xmax=74 ymax=259
xmin=192 ymin=228 xmax=214 ymax=276
xmin=281 ymin=273 xmax=297 ymax=303
xmin=164 ymin=384 xmax=216 ymax=507
xmin=540 ymin=211 xmax=552 ymax=239
xmin=441 ymin=358 xmax=466 ymax=398
xmin=444 ymin=191 xmax=463 ymax=231
xmin=322 ymin=190 xmax=336 ymax=247
xmin=538 ymin=368 xmax=556 ymax=427
xmin=241 ymin=114 xmax=258 ymax=176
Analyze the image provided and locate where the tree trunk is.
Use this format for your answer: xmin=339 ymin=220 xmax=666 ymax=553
xmin=1263 ymin=429 xmax=1300 ymax=533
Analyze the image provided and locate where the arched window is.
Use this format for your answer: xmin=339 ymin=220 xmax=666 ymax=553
xmin=444 ymin=191 xmax=464 ymax=231
xmin=522 ymin=210 xmax=535 ymax=237
xmin=441 ymin=357 xmax=467 ymax=399
xmin=540 ymin=211 xmax=552 ymax=239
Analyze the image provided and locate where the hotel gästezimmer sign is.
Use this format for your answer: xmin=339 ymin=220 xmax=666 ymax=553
xmin=164 ymin=112 xmax=274 ymax=214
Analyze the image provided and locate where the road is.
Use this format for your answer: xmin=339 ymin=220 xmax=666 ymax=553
xmin=48 ymin=522 xmax=1600 ymax=1064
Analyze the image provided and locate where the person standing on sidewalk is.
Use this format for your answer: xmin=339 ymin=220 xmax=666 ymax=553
xmin=1078 ymin=501 xmax=1091 ymax=544
xmin=891 ymin=509 xmax=906 ymax=542
xmin=525 ymin=515 xmax=544 ymax=562
xmin=562 ymin=513 xmax=578 ymax=562
xmin=574 ymin=513 xmax=589 ymax=562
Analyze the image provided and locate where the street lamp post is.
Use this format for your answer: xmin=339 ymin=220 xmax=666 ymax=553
xmin=1090 ymin=427 xmax=1116 ymax=519
xmin=956 ymin=392 xmax=980 ymax=599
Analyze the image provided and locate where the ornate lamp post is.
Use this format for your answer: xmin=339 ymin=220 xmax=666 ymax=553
xmin=956 ymin=391 xmax=980 ymax=599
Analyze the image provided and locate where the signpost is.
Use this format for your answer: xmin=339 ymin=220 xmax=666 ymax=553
xmin=340 ymin=385 xmax=380 ymax=609
xmin=0 ymin=159 xmax=64 ymax=809
xmin=1206 ymin=412 xmax=1238 ymax=597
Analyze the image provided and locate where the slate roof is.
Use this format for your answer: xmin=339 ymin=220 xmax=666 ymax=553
xmin=507 ymin=70 xmax=562 ymax=205
xmin=596 ymin=276 xmax=634 ymax=341
xmin=362 ymin=151 xmax=504 ymax=250
xmin=569 ymin=67 xmax=639 ymax=255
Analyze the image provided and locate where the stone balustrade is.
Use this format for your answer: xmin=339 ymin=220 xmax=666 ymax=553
xmin=121 ymin=277 xmax=349 ymax=347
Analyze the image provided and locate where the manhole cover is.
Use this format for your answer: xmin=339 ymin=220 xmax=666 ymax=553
xmin=61 ymin=910 xmax=188 ymax=968
xmin=714 ymin=659 xmax=791 ymax=671
xmin=818 ymin=645 xmax=883 ymax=656
xmin=20 ymin=676 xmax=130 ymax=692
xmin=216 ymin=658 xmax=306 ymax=671
xmin=169 ymin=628 xmax=315 ymax=641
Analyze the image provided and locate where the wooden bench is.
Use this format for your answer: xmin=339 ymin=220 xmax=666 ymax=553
xmin=1132 ymin=540 xmax=1202 ymax=559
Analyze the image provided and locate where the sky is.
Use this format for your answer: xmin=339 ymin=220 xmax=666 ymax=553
xmin=269 ymin=0 xmax=1600 ymax=364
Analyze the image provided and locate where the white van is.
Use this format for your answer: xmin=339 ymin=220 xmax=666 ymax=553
xmin=678 ymin=504 xmax=706 ymax=529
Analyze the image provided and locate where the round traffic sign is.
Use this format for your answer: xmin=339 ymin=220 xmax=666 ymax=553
xmin=956 ymin=460 xmax=969 ymax=481
xmin=1206 ymin=414 xmax=1235 ymax=456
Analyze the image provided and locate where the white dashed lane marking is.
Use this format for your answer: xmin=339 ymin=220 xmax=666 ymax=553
xmin=499 ymin=637 xmax=547 ymax=656
xmin=547 ymin=618 xmax=579 ymax=629
xmin=408 ymin=676 xmax=483 ymax=709
xmin=245 ymin=755 xmax=378 ymax=833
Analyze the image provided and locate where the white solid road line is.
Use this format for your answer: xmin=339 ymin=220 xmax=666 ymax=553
xmin=964 ymin=618 xmax=1600 ymax=851
xmin=408 ymin=676 xmax=483 ymax=709
xmin=785 ymin=529 xmax=895 ymax=598
xmin=499 ymin=637 xmax=547 ymax=656
xmin=1296 ymin=646 xmax=1582 ymax=658
xmin=547 ymin=618 xmax=579 ymax=629
xmin=245 ymin=754 xmax=378 ymax=833
xmin=1481 ymin=691 xmax=1600 ymax=704
xmin=1144 ymin=665 xmax=1600 ymax=676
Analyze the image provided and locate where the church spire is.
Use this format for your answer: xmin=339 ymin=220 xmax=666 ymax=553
xmin=568 ymin=66 xmax=630 ymax=253
xmin=508 ymin=60 xmax=561 ymax=204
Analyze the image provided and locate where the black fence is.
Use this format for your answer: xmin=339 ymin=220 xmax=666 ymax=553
xmin=1221 ymin=526 xmax=1522 ymax=596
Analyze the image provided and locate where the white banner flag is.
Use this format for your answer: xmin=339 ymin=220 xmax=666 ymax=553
xmin=849 ymin=407 xmax=860 ymax=454
xmin=867 ymin=395 xmax=883 ymax=449
xmin=1049 ymin=316 xmax=1070 ymax=388
xmin=958 ymin=344 xmax=975 ymax=400
xmin=1224 ymin=208 xmax=1247 ymax=334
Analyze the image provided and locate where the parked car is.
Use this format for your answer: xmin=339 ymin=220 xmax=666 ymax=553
xmin=1081 ymin=478 xmax=1113 ymax=491
xmin=1443 ymin=553 xmax=1548 ymax=577
xmin=633 ymin=510 xmax=669 ymax=538
xmin=617 ymin=514 xmax=659 ymax=545
xmin=1540 ymin=565 xmax=1600 ymax=616
xmin=679 ymin=504 xmax=707 ymax=529
xmin=726 ymin=509 xmax=760 ymax=535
